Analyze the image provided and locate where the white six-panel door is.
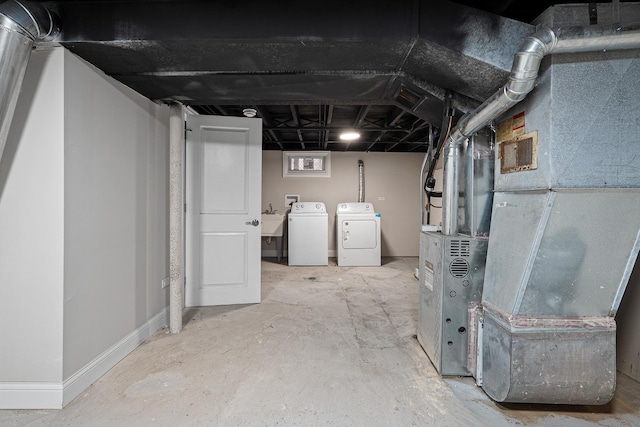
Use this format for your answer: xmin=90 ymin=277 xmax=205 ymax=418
xmin=185 ymin=115 xmax=262 ymax=306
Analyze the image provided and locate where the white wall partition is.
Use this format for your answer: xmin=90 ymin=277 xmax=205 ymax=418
xmin=62 ymin=50 xmax=170 ymax=381
xmin=0 ymin=47 xmax=170 ymax=409
xmin=0 ymin=49 xmax=65 ymax=389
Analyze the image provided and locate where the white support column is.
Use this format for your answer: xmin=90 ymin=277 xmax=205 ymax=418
xmin=169 ymin=103 xmax=184 ymax=333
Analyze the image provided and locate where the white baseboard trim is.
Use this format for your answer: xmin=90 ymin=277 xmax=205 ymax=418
xmin=0 ymin=307 xmax=169 ymax=410
xmin=0 ymin=383 xmax=63 ymax=409
xmin=62 ymin=306 xmax=170 ymax=406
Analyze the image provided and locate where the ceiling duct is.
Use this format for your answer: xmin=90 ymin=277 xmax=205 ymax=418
xmin=0 ymin=0 xmax=59 ymax=163
xmin=45 ymin=0 xmax=534 ymax=150
xmin=441 ymin=22 xmax=640 ymax=235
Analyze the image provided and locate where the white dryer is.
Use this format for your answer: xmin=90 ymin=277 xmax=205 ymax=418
xmin=288 ymin=202 xmax=328 ymax=266
xmin=336 ymin=202 xmax=381 ymax=266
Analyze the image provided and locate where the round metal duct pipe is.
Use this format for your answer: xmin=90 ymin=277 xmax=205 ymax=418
xmin=0 ymin=0 xmax=59 ymax=161
xmin=358 ymin=160 xmax=365 ymax=203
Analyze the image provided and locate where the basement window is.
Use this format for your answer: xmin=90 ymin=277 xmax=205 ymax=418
xmin=283 ymin=151 xmax=331 ymax=178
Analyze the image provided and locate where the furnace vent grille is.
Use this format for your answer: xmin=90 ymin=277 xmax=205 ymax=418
xmin=499 ymin=131 xmax=538 ymax=174
xmin=449 ymin=240 xmax=470 ymax=258
xmin=450 ymin=259 xmax=470 ymax=278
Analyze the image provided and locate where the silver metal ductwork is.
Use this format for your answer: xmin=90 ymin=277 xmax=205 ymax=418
xmin=441 ymin=22 xmax=640 ymax=235
xmin=0 ymin=0 xmax=58 ymax=162
xmin=357 ymin=160 xmax=365 ymax=203
xmin=476 ymin=10 xmax=640 ymax=398
xmin=418 ymin=130 xmax=494 ymax=376
xmin=419 ymin=4 xmax=640 ymax=407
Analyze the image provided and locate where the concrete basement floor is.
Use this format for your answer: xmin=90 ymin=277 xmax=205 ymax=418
xmin=2 ymin=257 xmax=640 ymax=426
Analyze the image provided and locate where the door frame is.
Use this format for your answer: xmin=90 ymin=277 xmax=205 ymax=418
xmin=184 ymin=114 xmax=262 ymax=307
xmin=169 ymin=106 xmax=264 ymax=331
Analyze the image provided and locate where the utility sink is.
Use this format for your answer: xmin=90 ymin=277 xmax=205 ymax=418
xmin=261 ymin=213 xmax=285 ymax=237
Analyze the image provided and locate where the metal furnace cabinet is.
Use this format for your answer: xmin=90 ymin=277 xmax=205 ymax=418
xmin=418 ymin=231 xmax=488 ymax=376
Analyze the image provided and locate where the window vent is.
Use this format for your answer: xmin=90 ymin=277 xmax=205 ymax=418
xmin=283 ymin=151 xmax=331 ymax=177
xmin=450 ymin=259 xmax=470 ymax=278
xmin=449 ymin=240 xmax=470 ymax=258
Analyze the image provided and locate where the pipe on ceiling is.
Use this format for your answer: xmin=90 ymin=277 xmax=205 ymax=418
xmin=0 ymin=0 xmax=59 ymax=162
xmin=441 ymin=22 xmax=640 ymax=236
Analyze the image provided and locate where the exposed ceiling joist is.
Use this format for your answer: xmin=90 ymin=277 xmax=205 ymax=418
xmin=42 ymin=0 xmax=573 ymax=151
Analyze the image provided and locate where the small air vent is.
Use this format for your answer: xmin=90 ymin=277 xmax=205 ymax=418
xmin=395 ymin=86 xmax=422 ymax=110
xmin=499 ymin=131 xmax=538 ymax=174
xmin=450 ymin=258 xmax=470 ymax=278
xmin=449 ymin=240 xmax=470 ymax=258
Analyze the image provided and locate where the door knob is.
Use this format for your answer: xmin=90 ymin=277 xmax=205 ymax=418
xmin=245 ymin=219 xmax=259 ymax=226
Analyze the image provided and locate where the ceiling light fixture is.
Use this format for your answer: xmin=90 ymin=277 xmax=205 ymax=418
xmin=242 ymin=108 xmax=257 ymax=118
xmin=339 ymin=131 xmax=360 ymax=141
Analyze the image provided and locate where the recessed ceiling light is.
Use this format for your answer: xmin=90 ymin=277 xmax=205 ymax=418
xmin=339 ymin=132 xmax=360 ymax=141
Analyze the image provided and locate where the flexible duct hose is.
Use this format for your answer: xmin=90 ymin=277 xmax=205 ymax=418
xmin=358 ymin=160 xmax=364 ymax=202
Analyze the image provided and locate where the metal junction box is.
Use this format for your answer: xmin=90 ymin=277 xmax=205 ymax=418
xmin=418 ymin=232 xmax=488 ymax=376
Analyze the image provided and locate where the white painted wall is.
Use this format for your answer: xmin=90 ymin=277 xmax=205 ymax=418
xmin=617 ymin=260 xmax=640 ymax=382
xmin=62 ymin=50 xmax=170 ymax=379
xmin=262 ymin=151 xmax=426 ymax=256
xmin=0 ymin=47 xmax=170 ymax=408
xmin=0 ymin=48 xmax=65 ymax=383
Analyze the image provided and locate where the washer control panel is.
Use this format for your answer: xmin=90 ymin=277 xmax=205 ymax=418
xmin=290 ymin=202 xmax=327 ymax=213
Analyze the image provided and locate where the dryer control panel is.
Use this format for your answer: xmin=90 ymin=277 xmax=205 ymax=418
xmin=336 ymin=202 xmax=375 ymax=214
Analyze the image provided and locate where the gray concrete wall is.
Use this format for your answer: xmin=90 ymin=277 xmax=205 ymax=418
xmin=62 ymin=50 xmax=170 ymax=379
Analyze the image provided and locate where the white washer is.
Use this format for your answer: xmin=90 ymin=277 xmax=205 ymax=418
xmin=288 ymin=202 xmax=328 ymax=266
xmin=336 ymin=202 xmax=381 ymax=266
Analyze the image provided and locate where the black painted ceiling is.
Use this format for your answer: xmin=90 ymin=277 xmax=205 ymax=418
xmin=39 ymin=0 xmax=605 ymax=151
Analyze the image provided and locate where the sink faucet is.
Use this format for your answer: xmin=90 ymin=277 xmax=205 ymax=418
xmin=264 ymin=203 xmax=277 ymax=214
